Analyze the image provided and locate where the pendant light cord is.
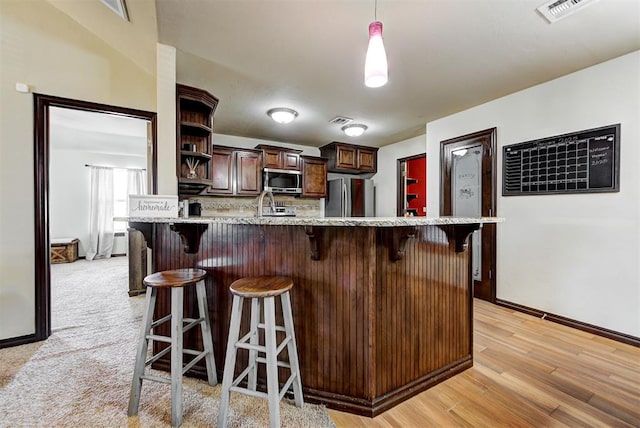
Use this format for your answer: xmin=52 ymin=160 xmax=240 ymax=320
xmin=374 ymin=0 xmax=378 ymax=20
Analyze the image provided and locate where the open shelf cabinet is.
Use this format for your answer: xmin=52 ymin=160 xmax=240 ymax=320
xmin=176 ymin=84 xmax=219 ymax=197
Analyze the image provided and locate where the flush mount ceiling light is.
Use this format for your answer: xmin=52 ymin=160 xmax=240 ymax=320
xmin=364 ymin=0 xmax=388 ymax=88
xmin=267 ymin=108 xmax=298 ymax=124
xmin=342 ymin=124 xmax=368 ymax=137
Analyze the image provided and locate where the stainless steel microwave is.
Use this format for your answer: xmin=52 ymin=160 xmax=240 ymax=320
xmin=263 ymin=168 xmax=302 ymax=194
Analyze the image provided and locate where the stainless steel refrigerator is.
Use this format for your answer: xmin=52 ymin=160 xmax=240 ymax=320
xmin=325 ymin=177 xmax=375 ymax=217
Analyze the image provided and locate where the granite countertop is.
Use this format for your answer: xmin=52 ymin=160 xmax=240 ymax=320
xmin=118 ymin=216 xmax=504 ymax=227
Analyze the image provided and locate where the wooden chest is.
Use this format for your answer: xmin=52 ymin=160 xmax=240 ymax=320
xmin=51 ymin=238 xmax=79 ymax=263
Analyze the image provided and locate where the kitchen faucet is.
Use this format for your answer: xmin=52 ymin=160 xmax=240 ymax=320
xmin=257 ymin=190 xmax=276 ymax=217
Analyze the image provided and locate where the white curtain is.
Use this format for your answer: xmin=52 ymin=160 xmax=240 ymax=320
xmin=86 ymin=166 xmax=114 ymax=261
xmin=127 ymin=168 xmax=147 ymax=206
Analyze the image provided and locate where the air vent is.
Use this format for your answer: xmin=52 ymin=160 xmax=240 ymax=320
xmin=329 ymin=116 xmax=353 ymax=126
xmin=537 ymin=0 xmax=599 ymax=23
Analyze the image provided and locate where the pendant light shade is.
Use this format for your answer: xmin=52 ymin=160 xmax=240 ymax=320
xmin=364 ymin=20 xmax=388 ymax=88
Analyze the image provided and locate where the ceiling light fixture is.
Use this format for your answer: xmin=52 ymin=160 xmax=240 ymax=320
xmin=342 ymin=124 xmax=368 ymax=137
xmin=267 ymin=108 xmax=298 ymax=124
xmin=364 ymin=0 xmax=388 ymax=88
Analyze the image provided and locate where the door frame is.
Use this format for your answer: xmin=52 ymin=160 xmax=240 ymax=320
xmin=440 ymin=128 xmax=497 ymax=302
xmin=32 ymin=94 xmax=157 ymax=343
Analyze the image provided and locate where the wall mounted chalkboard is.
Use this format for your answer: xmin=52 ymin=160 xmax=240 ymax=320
xmin=503 ymin=124 xmax=620 ymax=196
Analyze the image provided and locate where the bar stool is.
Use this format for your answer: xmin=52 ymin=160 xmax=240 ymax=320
xmin=218 ymin=276 xmax=303 ymax=428
xmin=128 ymin=268 xmax=217 ymax=427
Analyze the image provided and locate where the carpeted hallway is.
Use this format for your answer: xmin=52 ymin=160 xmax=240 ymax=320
xmin=0 ymin=257 xmax=334 ymax=427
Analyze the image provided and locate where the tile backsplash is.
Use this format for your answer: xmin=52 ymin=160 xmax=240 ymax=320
xmin=189 ymin=195 xmax=323 ymax=218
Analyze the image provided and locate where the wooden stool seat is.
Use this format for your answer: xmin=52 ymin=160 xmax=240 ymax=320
xmin=229 ymin=276 xmax=293 ymax=298
xmin=218 ymin=276 xmax=303 ymax=428
xmin=129 ymin=269 xmax=217 ymax=427
xmin=144 ymin=268 xmax=207 ymax=288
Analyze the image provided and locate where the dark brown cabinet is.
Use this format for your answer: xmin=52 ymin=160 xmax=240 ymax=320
xmin=209 ymin=146 xmax=234 ymax=194
xmin=357 ymin=147 xmax=377 ymax=172
xmin=301 ymin=156 xmax=328 ymax=198
xmin=319 ymin=142 xmax=378 ymax=174
xmin=235 ymin=150 xmax=262 ymax=195
xmin=176 ymin=84 xmax=219 ymax=196
xmin=205 ymin=146 xmax=262 ymax=196
xmin=256 ymin=144 xmax=302 ymax=171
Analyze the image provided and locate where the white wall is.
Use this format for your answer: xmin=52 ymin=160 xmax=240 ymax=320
xmin=50 ymin=130 xmax=146 ymax=257
xmin=426 ymin=51 xmax=640 ymax=336
xmin=157 ymin=43 xmax=177 ymax=195
xmin=0 ymin=0 xmax=155 ymax=340
xmin=374 ymin=135 xmax=426 ymax=217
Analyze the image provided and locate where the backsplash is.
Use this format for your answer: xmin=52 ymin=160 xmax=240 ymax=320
xmin=189 ymin=195 xmax=323 ymax=218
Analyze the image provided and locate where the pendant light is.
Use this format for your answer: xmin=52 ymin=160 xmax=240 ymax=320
xmin=364 ymin=0 xmax=388 ymax=88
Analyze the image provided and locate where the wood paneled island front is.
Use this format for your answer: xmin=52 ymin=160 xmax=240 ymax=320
xmin=126 ymin=216 xmax=500 ymax=417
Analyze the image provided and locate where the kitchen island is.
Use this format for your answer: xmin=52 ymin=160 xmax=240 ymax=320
xmin=125 ymin=216 xmax=501 ymax=416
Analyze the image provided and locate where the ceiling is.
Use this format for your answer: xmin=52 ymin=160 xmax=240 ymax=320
xmin=49 ymin=107 xmax=148 ymax=156
xmin=50 ymin=0 xmax=640 ymax=148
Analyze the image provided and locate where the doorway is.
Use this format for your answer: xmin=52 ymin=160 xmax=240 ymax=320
xmin=440 ymin=128 xmax=497 ymax=302
xmin=34 ymin=94 xmax=157 ymax=341
xmin=397 ymin=153 xmax=427 ymax=216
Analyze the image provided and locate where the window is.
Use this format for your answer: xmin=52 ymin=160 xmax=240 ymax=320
xmin=113 ymin=169 xmax=128 ymax=233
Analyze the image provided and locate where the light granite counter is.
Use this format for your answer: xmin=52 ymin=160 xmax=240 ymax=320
xmin=119 ymin=216 xmax=503 ymax=227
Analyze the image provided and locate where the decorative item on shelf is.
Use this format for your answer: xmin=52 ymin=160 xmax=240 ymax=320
xmin=267 ymin=107 xmax=298 ymax=124
xmin=364 ymin=0 xmax=388 ymax=88
xmin=342 ymin=123 xmax=368 ymax=137
xmin=185 ymin=157 xmax=200 ymax=179
xmin=182 ymin=143 xmax=197 ymax=152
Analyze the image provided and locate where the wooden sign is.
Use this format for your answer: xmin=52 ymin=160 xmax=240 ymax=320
xmin=128 ymin=195 xmax=179 ymax=218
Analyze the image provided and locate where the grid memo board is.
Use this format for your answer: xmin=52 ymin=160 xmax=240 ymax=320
xmin=503 ymin=124 xmax=620 ymax=196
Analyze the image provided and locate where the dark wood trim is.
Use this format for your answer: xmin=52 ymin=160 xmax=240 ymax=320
xmin=304 ymin=226 xmax=322 ymax=260
xmin=34 ymin=95 xmax=51 ymax=342
xmin=169 ymin=223 xmax=208 ymax=254
xmin=396 ymin=153 xmax=426 ymax=217
xmin=302 ymin=357 xmax=471 ymax=416
xmin=32 ymin=93 xmax=157 ymax=346
xmin=495 ymin=299 xmax=640 ymax=348
xmin=388 ymin=226 xmax=418 ymax=261
xmin=0 ymin=333 xmax=42 ymax=349
xmin=437 ymin=224 xmax=480 ymax=253
xmin=440 ymin=128 xmax=497 ymax=302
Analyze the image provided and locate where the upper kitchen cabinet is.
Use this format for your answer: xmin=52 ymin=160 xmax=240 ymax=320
xmin=256 ymin=144 xmax=302 ymax=171
xmin=235 ymin=149 xmax=263 ymax=195
xmin=301 ymin=156 xmax=328 ymax=198
xmin=205 ymin=146 xmax=262 ymax=196
xmin=319 ymin=142 xmax=379 ymax=175
xmin=176 ymin=84 xmax=219 ymax=197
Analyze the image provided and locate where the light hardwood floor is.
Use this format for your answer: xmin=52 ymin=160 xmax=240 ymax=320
xmin=328 ymin=299 xmax=640 ymax=427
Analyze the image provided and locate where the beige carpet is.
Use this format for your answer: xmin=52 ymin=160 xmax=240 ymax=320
xmin=0 ymin=257 xmax=335 ymax=427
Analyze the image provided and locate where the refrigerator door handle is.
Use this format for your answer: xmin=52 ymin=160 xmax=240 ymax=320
xmin=342 ymin=183 xmax=348 ymax=217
